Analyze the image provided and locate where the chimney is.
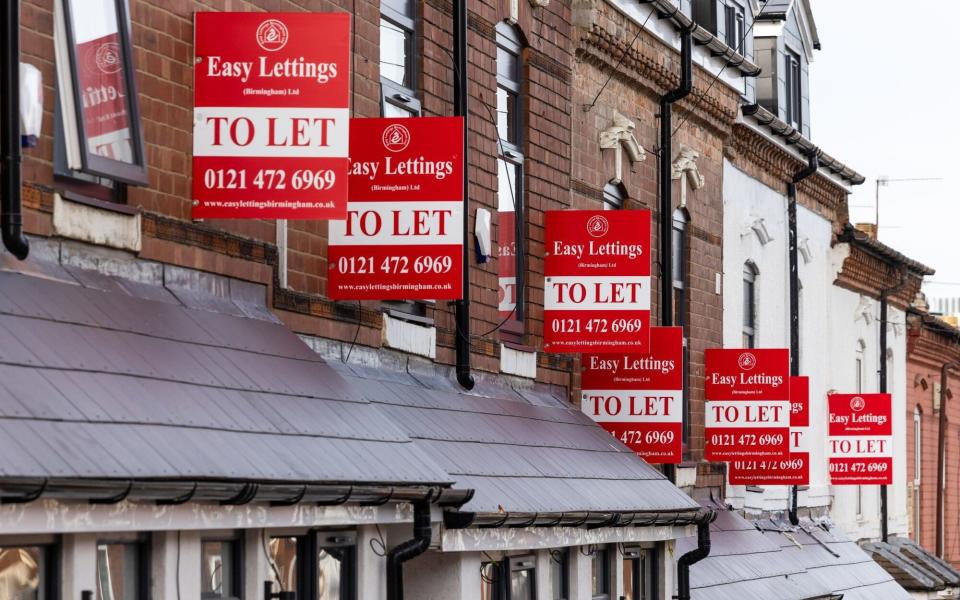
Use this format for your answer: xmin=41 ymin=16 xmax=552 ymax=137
xmin=855 ymin=222 xmax=877 ymax=239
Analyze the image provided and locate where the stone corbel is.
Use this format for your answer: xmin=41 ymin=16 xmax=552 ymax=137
xmin=599 ymin=110 xmax=645 ymax=184
xmin=671 ymin=146 xmax=705 ymax=208
xmin=530 ymin=0 xmax=550 ymax=6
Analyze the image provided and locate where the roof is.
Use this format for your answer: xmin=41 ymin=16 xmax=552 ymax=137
xmin=741 ymin=104 xmax=866 ymax=185
xmin=327 ymin=359 xmax=700 ymax=519
xmin=0 ymin=246 xmax=698 ymax=521
xmin=863 ymin=536 xmax=960 ymax=592
xmin=678 ymin=507 xmax=833 ymax=600
xmin=679 ymin=512 xmax=911 ymax=599
xmin=839 ymin=223 xmax=936 ymax=276
xmin=0 ymin=256 xmax=453 ymax=489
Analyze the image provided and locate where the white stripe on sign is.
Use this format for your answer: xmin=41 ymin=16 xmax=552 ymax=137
xmin=544 ymin=276 xmax=651 ymax=311
xmin=705 ymin=400 xmax=791 ymax=428
xmin=193 ymin=107 xmax=349 ymax=157
xmin=329 ymin=202 xmax=463 ymax=245
xmin=828 ymin=435 xmax=893 ymax=458
xmin=580 ymin=390 xmax=682 ymax=423
xmin=790 ymin=427 xmax=810 ymax=452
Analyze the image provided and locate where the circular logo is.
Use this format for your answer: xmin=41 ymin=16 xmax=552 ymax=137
xmin=382 ymin=124 xmax=411 ymax=152
xmin=737 ymin=352 xmax=757 ymax=371
xmin=95 ymin=42 xmax=122 ymax=74
xmin=586 ymin=215 xmax=610 ymax=238
xmin=256 ymin=19 xmax=289 ymax=52
xmin=850 ymin=396 xmax=866 ymax=412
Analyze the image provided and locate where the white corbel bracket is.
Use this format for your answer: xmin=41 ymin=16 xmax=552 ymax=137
xmin=599 ymin=110 xmax=645 ymax=184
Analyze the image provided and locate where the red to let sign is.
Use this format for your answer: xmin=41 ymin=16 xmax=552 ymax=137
xmin=192 ymin=12 xmax=351 ymax=219
xmin=705 ymin=349 xmax=790 ymax=461
xmin=828 ymin=393 xmax=893 ymax=485
xmin=327 ymin=118 xmax=463 ymax=300
xmin=580 ymin=327 xmax=684 ymax=464
xmin=729 ymin=375 xmax=810 ymax=485
xmin=544 ymin=210 xmax=651 ymax=353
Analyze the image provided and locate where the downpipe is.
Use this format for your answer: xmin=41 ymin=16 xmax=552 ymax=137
xmin=452 ymin=0 xmax=473 ymax=390
xmin=675 ymin=508 xmax=716 ymax=600
xmin=787 ymin=148 xmax=818 ymax=525
xmin=659 ymin=26 xmax=692 ymax=484
xmin=878 ymin=266 xmax=907 ymax=542
xmin=1 ymin=0 xmax=29 ymax=260
xmin=936 ymin=361 xmax=957 ymax=557
xmin=386 ymin=497 xmax=434 ymax=600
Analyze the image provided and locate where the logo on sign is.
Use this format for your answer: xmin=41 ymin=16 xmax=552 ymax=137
xmin=738 ymin=352 xmax=757 ymax=371
xmin=382 ymin=124 xmax=411 ymax=152
xmin=256 ymin=19 xmax=289 ymax=51
xmin=95 ymin=42 xmax=122 ymax=74
xmin=586 ymin=215 xmax=610 ymax=238
xmin=850 ymin=396 xmax=866 ymax=412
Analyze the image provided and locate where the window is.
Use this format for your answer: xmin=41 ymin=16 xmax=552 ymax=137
xmin=0 ymin=542 xmax=56 ymax=600
xmin=549 ymin=549 xmax=569 ymax=600
xmin=742 ymin=263 xmax=757 ymax=348
xmin=691 ymin=0 xmax=718 ymax=34
xmin=380 ymin=0 xmax=421 ymax=117
xmin=622 ymin=547 xmax=656 ymax=600
xmin=97 ymin=538 xmax=148 ymax=600
xmin=590 ymin=546 xmax=610 ymax=600
xmin=53 ymin=0 xmax=148 ymax=185
xmin=508 ymin=556 xmax=536 ymax=600
xmin=724 ymin=3 xmax=745 ymax=51
xmin=201 ymin=538 xmax=242 ymax=600
xmin=784 ymin=49 xmax=802 ymax=130
xmin=914 ymin=406 xmax=922 ymax=541
xmin=268 ymin=532 xmax=355 ymax=600
xmin=603 ymin=181 xmax=626 ymax=210
xmin=481 ymin=561 xmax=502 ymax=600
xmin=496 ymin=23 xmax=525 ymax=336
xmin=673 ymin=210 xmax=691 ymax=447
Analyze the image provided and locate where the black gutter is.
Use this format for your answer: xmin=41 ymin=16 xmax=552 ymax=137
xmin=879 ymin=266 xmax=907 ymax=543
xmin=677 ymin=509 xmax=717 ymax=600
xmin=444 ymin=506 xmax=713 ymax=529
xmin=787 ymin=148 xmax=818 ymax=525
xmin=937 ymin=361 xmax=957 ymax=557
xmin=452 ymin=0 xmax=473 ymax=390
xmin=386 ymin=492 xmax=435 ymax=600
xmin=1 ymin=0 xmax=30 ymax=260
xmin=658 ymin=25 xmax=692 ymax=486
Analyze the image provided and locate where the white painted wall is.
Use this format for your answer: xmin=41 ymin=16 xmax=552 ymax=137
xmin=721 ymin=159 xmax=909 ymax=541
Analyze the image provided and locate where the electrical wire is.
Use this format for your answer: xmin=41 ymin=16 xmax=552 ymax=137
xmin=671 ymin=0 xmax=772 ymax=138
xmin=584 ymin=8 xmax=656 ymax=113
xmin=369 ymin=524 xmax=387 ymax=557
xmin=341 ymin=300 xmax=362 ymax=364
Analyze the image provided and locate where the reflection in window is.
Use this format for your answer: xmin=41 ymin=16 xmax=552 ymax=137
xmin=742 ymin=263 xmax=757 ymax=348
xmin=481 ymin=561 xmax=501 ymax=600
xmin=0 ymin=546 xmax=47 ymax=600
xmin=96 ymin=542 xmax=142 ymax=600
xmin=591 ymin=547 xmax=610 ymax=600
xmin=201 ymin=540 xmax=239 ymax=600
xmin=550 ymin=549 xmax=569 ymax=600
xmin=318 ymin=548 xmax=343 ymax=600
xmin=622 ymin=547 xmax=655 ymax=600
xmin=509 ymin=556 xmax=535 ymax=600
xmin=380 ymin=0 xmax=420 ymax=117
xmin=269 ymin=537 xmax=299 ymax=595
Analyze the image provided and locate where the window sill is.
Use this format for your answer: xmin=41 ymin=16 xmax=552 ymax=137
xmin=382 ymin=313 xmax=436 ymax=359
xmin=383 ymin=307 xmax=434 ymax=327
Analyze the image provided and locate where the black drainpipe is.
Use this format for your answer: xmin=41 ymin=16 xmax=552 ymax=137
xmin=659 ymin=25 xmax=693 ymax=485
xmin=676 ymin=509 xmax=716 ymax=600
xmin=937 ymin=360 xmax=958 ymax=557
xmin=878 ymin=265 xmax=907 ymax=543
xmin=1 ymin=0 xmax=30 ymax=260
xmin=452 ymin=0 xmax=474 ymax=390
xmin=786 ymin=148 xmax=818 ymax=525
xmin=386 ymin=497 xmax=433 ymax=600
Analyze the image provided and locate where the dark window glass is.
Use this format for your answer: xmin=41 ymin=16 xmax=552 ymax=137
xmin=201 ymin=540 xmax=240 ymax=600
xmin=550 ymin=549 xmax=569 ymax=600
xmin=724 ymin=3 xmax=745 ymax=50
xmin=743 ymin=263 xmax=757 ymax=348
xmin=269 ymin=533 xmax=354 ymax=600
xmin=0 ymin=546 xmax=50 ymax=600
xmin=692 ymin=0 xmax=718 ymax=33
xmin=623 ymin=548 xmax=656 ymax=600
xmin=591 ymin=547 xmax=609 ymax=599
xmin=96 ymin=542 xmax=145 ymax=600
xmin=673 ymin=211 xmax=690 ymax=447
xmin=55 ymin=0 xmax=148 ymax=184
xmin=603 ymin=181 xmax=626 ymax=210
xmin=785 ymin=50 xmax=802 ymax=129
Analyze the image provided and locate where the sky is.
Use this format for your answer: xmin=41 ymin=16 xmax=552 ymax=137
xmin=808 ymin=0 xmax=960 ymax=302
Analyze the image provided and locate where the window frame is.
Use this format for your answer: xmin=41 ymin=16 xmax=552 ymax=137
xmin=622 ymin=546 xmax=656 ymax=600
xmin=742 ymin=262 xmax=757 ymax=349
xmin=784 ymin=48 xmax=803 ymax=130
xmin=200 ymin=534 xmax=244 ymax=600
xmin=603 ymin=181 xmax=627 ymax=210
xmin=495 ymin=22 xmax=526 ymax=339
xmin=549 ymin=548 xmax=569 ymax=600
xmin=0 ymin=537 xmax=60 ymax=600
xmin=590 ymin=546 xmax=611 ymax=600
xmin=673 ymin=210 xmax=691 ymax=449
xmin=95 ymin=534 xmax=150 ymax=600
xmin=506 ymin=555 xmax=536 ymax=600
xmin=379 ymin=0 xmax=421 ymax=117
xmin=268 ymin=530 xmax=356 ymax=600
xmin=724 ymin=2 xmax=745 ymax=51
xmin=55 ymin=0 xmax=148 ymax=185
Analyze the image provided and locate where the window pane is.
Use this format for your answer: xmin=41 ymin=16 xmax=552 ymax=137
xmin=384 ymin=99 xmax=416 ymax=118
xmin=318 ymin=549 xmax=342 ymax=600
xmin=67 ymin=0 xmax=136 ymax=163
xmin=591 ymin=549 xmax=608 ymax=594
xmin=201 ymin=540 xmax=236 ymax=598
xmin=481 ymin=563 xmax=499 ymax=600
xmin=269 ymin=537 xmax=298 ymax=594
xmin=0 ymin=546 xmax=46 ymax=600
xmin=623 ymin=557 xmax=636 ymax=600
xmin=497 ymin=87 xmax=518 ymax=145
xmin=550 ymin=551 xmax=567 ymax=600
xmin=511 ymin=568 xmax=534 ymax=600
xmin=496 ymin=46 xmax=518 ymax=82
xmin=96 ymin=543 xmax=139 ymax=600
xmin=498 ymin=159 xmax=519 ymax=318
xmin=380 ymin=18 xmax=412 ymax=87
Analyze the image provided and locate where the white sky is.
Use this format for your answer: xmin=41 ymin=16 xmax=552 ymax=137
xmin=808 ymin=0 xmax=959 ymax=300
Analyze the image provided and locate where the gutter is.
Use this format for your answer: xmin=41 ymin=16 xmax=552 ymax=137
xmin=787 ymin=148 xmax=818 ymax=525
xmin=1 ymin=0 xmax=30 ymax=260
xmin=443 ymin=507 xmax=713 ymax=529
